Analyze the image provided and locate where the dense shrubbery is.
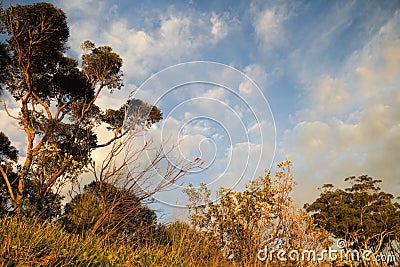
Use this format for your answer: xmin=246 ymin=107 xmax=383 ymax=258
xmin=185 ymin=160 xmax=332 ymax=266
xmin=0 ymin=217 xmax=231 ymax=267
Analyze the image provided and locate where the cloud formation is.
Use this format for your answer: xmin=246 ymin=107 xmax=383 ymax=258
xmin=1 ymin=0 xmax=399 ymax=216
xmin=280 ymin=10 xmax=400 ymax=203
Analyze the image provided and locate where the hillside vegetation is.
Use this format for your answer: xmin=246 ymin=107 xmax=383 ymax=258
xmin=0 ymin=2 xmax=399 ymax=267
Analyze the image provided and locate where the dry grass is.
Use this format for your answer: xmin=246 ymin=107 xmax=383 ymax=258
xmin=0 ymin=217 xmax=232 ymax=267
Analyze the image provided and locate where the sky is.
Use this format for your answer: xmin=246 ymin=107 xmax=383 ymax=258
xmin=1 ymin=0 xmax=400 ymax=219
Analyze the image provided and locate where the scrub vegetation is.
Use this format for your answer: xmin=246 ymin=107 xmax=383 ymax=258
xmin=0 ymin=2 xmax=399 ymax=266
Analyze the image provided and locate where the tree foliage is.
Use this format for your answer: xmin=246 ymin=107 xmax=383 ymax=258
xmin=0 ymin=131 xmax=17 ymax=162
xmin=185 ymin=160 xmax=331 ymax=265
xmin=305 ymin=175 xmax=400 ymax=265
xmin=0 ymin=131 xmax=18 ymax=213
xmin=63 ymin=181 xmax=156 ymax=242
xmin=0 ymin=2 xmax=162 ymax=216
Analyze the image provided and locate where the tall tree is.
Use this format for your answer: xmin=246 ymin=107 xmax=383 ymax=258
xmin=305 ymin=175 xmax=400 ymax=266
xmin=0 ymin=3 xmax=161 ymax=215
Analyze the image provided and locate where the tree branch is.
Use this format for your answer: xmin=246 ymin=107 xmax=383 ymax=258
xmin=0 ymin=165 xmax=15 ymax=203
xmin=0 ymin=98 xmax=20 ymax=121
xmin=95 ymin=128 xmax=126 ymax=148
xmin=31 ymin=91 xmax=52 ymax=119
xmin=43 ymin=164 xmax=67 ymax=194
xmin=77 ymin=82 xmax=104 ymax=125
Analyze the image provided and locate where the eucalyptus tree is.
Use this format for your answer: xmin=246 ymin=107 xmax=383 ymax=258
xmin=0 ymin=3 xmax=161 ymax=216
xmin=305 ymin=175 xmax=400 ymax=265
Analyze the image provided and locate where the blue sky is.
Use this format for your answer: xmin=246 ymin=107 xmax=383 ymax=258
xmin=1 ymin=0 xmax=400 ymax=218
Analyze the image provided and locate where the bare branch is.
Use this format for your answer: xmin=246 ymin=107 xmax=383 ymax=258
xmin=95 ymin=127 xmax=125 ymax=148
xmin=0 ymin=97 xmax=20 ymax=121
xmin=76 ymin=127 xmax=202 ymax=242
xmin=0 ymin=165 xmax=15 ymax=202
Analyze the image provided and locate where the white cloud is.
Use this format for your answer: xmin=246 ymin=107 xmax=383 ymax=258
xmin=251 ymin=3 xmax=288 ymax=51
xmin=280 ymin=11 xmax=400 ymax=203
xmin=57 ymin=1 xmax=237 ymax=85
xmin=295 ymin=76 xmax=352 ymax=120
xmin=0 ymin=92 xmax=26 ymax=157
xmin=98 ymin=15 xmax=201 ymax=81
xmin=210 ymin=12 xmax=229 ymax=43
xmin=239 ymin=64 xmax=267 ymax=95
xmin=201 ymin=87 xmax=227 ymax=99
xmin=118 ymin=62 xmax=276 ymax=207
